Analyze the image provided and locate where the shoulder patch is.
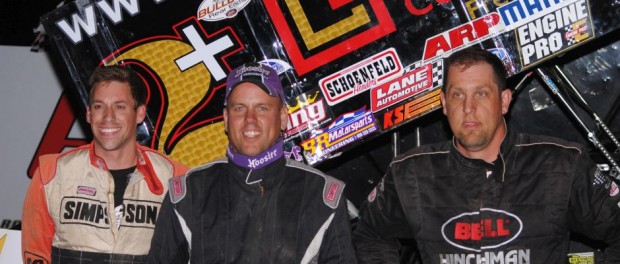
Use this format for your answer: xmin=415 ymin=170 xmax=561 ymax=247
xmin=285 ymin=159 xmax=345 ymax=209
xmin=323 ymin=176 xmax=344 ymax=209
xmin=168 ymin=176 xmax=187 ymax=204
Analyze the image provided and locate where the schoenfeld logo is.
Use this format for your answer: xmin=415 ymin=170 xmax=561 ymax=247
xmin=441 ymin=208 xmax=522 ymax=252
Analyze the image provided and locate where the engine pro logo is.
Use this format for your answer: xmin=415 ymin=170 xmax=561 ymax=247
xmin=441 ymin=208 xmax=522 ymax=252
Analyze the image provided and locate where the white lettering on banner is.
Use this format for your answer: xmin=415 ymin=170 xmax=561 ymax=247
xmin=498 ymin=0 xmax=564 ymax=29
xmin=174 ymin=25 xmax=232 ymax=81
xmin=55 ymin=0 xmax=163 ymax=44
xmin=439 ymin=249 xmax=530 ymax=264
xmin=517 ymin=0 xmax=589 ymax=65
xmin=319 ymin=48 xmax=403 ymax=106
xmin=286 ymin=99 xmax=327 ymax=134
xmin=97 ymin=0 xmax=140 ymax=23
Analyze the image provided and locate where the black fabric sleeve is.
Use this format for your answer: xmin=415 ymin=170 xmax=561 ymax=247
xmin=567 ymin=150 xmax=620 ymax=263
xmin=352 ymin=167 xmax=413 ymax=263
xmin=147 ymin=194 xmax=190 ymax=263
xmin=318 ymin=197 xmax=359 ymax=264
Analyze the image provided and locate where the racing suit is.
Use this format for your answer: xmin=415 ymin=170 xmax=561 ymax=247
xmin=147 ymin=157 xmax=357 ymax=263
xmin=22 ymin=142 xmax=187 ymax=264
xmin=353 ymin=129 xmax=620 ymax=263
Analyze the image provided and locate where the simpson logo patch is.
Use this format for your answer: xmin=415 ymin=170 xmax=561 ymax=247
xmin=323 ymin=178 xmax=343 ymax=209
xmin=59 ymin=196 xmax=161 ymax=229
xmin=610 ymin=181 xmax=619 ymax=197
xmin=77 ymin=186 xmax=96 ymax=196
xmin=326 ymin=182 xmax=340 ymax=202
xmin=441 ymin=208 xmax=523 ymax=252
xmin=367 ymin=187 xmax=377 ymax=202
xmin=170 ymin=176 xmax=187 ymax=204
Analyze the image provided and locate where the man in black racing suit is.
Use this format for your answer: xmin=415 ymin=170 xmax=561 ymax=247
xmin=148 ymin=62 xmax=357 ymax=263
xmin=353 ymin=47 xmax=620 ymax=263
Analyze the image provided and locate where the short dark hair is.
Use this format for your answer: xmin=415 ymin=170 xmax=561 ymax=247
xmin=443 ymin=47 xmax=507 ymax=92
xmin=88 ymin=65 xmax=146 ymax=108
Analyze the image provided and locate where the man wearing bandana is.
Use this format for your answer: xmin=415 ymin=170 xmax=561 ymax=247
xmin=147 ymin=62 xmax=357 ymax=263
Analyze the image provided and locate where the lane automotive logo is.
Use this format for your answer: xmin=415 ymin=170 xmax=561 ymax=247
xmin=441 ymin=208 xmax=523 ymax=252
xmin=371 ymin=63 xmax=433 ymax=112
xmin=319 ymin=48 xmax=403 ymax=106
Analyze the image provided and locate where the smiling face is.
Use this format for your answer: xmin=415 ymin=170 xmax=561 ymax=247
xmin=86 ymin=80 xmax=146 ymax=159
xmin=441 ymin=62 xmax=512 ymax=162
xmin=223 ymin=82 xmax=288 ymax=156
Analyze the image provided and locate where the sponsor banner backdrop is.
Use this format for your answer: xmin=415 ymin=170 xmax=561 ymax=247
xmin=40 ymin=0 xmax=619 ymax=167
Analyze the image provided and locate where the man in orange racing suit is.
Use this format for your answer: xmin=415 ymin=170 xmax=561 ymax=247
xmin=22 ymin=66 xmax=187 ymax=264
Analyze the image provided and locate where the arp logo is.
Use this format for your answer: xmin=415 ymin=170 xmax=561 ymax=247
xmin=422 ymin=12 xmax=504 ymax=62
xmin=441 ymin=208 xmax=522 ymax=252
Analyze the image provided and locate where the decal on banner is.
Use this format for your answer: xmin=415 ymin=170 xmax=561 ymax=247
xmin=284 ymin=145 xmax=304 ymax=162
xmin=197 ymin=0 xmax=251 ymax=22
xmin=516 ymin=0 xmax=593 ymax=67
xmin=319 ymin=48 xmax=404 ymax=106
xmin=371 ymin=61 xmax=439 ymax=112
xmin=28 ymin=92 xmax=89 ymax=178
xmin=301 ymin=108 xmax=378 ymax=165
xmin=405 ymin=0 xmax=452 ymax=16
xmin=55 ymin=0 xmax=141 ymax=44
xmin=488 ymin=47 xmax=519 ymax=76
xmin=423 ymin=12 xmax=505 ymax=62
xmin=264 ymin=0 xmax=396 ymax=75
xmin=259 ymin=59 xmax=292 ymax=75
xmin=284 ymin=90 xmax=332 ymax=140
xmin=100 ymin=17 xmax=244 ymax=166
xmin=381 ymin=87 xmax=442 ymax=130
xmin=498 ymin=0 xmax=565 ymax=30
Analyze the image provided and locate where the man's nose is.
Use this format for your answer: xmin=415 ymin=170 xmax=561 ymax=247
xmin=245 ymin=109 xmax=257 ymax=123
xmin=463 ymin=97 xmax=474 ymax=114
xmin=104 ymin=108 xmax=114 ymax=121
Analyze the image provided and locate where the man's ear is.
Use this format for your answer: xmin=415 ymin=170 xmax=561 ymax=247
xmin=280 ymin=105 xmax=288 ymax=131
xmin=440 ymin=90 xmax=448 ymax=116
xmin=136 ymin=105 xmax=147 ymax=124
xmin=223 ymin=107 xmax=229 ymax=133
xmin=501 ymin=88 xmax=513 ymax=114
xmin=86 ymin=106 xmax=91 ymax=124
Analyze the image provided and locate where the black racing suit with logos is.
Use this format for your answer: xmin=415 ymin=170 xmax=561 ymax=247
xmin=353 ymin=129 xmax=620 ymax=263
xmin=147 ymin=157 xmax=358 ymax=263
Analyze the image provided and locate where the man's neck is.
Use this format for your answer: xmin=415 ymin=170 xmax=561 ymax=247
xmin=94 ymin=145 xmax=138 ymax=170
xmin=456 ymin=122 xmax=507 ymax=163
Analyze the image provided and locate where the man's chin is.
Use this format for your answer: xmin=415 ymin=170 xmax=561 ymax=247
xmin=456 ymin=137 xmax=487 ymax=152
